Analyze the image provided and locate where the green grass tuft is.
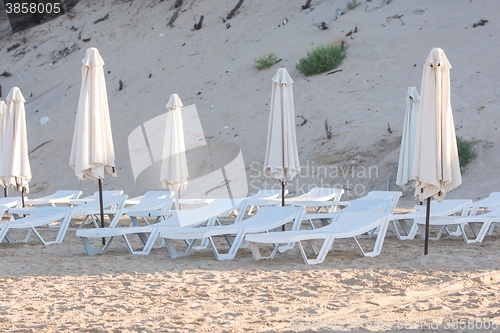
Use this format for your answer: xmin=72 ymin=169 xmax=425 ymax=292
xmin=295 ymin=43 xmax=347 ymax=76
xmin=347 ymin=0 xmax=360 ymax=10
xmin=254 ymin=53 xmax=280 ymax=70
xmin=456 ymin=136 xmax=477 ymax=173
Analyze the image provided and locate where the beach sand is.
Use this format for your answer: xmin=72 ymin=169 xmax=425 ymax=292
xmin=1 ymin=0 xmax=500 ymax=331
xmin=1 ymin=219 xmax=500 ymax=332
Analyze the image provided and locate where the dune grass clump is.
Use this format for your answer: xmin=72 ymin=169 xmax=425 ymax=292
xmin=254 ymin=53 xmax=280 ymax=70
xmin=347 ymin=0 xmax=360 ymax=10
xmin=296 ymin=43 xmax=347 ymax=76
xmin=456 ymin=136 xmax=477 ymax=173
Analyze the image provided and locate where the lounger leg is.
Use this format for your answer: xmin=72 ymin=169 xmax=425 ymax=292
xmin=298 ymin=235 xmax=335 ymax=265
xmin=123 ymin=234 xmax=146 ymax=254
xmin=208 ymin=230 xmax=246 ymax=260
xmin=0 ymin=226 xmax=16 ymax=243
xmin=404 ymin=222 xmax=419 ymax=240
xmin=476 ymin=219 xmax=492 ymax=243
xmin=80 ymin=236 xmax=114 ymax=255
xmin=468 ymin=222 xmax=480 ymax=238
xmin=397 ymin=219 xmax=410 ymax=235
xmin=164 ymin=238 xmax=196 ymax=258
xmin=133 ymin=228 xmax=161 ymax=255
xmin=247 ymin=242 xmax=262 ymax=260
xmin=307 ymin=240 xmax=320 ymax=255
xmin=193 ymin=217 xmax=218 ymax=250
xmin=391 ymin=220 xmax=404 ymax=240
xmin=458 ymin=223 xmax=476 ymax=244
xmin=417 ymin=223 xmax=426 ymax=240
xmin=210 ymin=230 xmax=246 ymax=260
xmin=319 ymin=218 xmax=330 ymax=227
xmin=247 ymin=242 xmax=280 ymax=261
xmin=356 ymin=219 xmax=389 ymax=257
xmin=129 ymin=216 xmax=142 ymax=227
xmin=54 ymin=214 xmax=73 ymax=243
xmin=1 ymin=228 xmax=32 ymax=244
xmin=394 ymin=219 xmax=418 ymax=240
xmin=4 ymin=232 xmax=15 ymax=243
xmin=278 ymin=213 xmax=306 ymax=253
xmin=136 ymin=232 xmax=149 ymax=245
xmin=108 ymin=212 xmax=122 ymax=228
xmin=446 ymin=225 xmax=462 ymax=237
xmin=31 ymin=227 xmax=50 ymax=245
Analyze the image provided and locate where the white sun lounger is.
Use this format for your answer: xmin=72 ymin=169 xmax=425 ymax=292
xmin=0 ymin=197 xmax=24 ymax=221
xmin=125 ymin=190 xmax=173 ymax=206
xmin=391 ymin=199 xmax=472 ymax=240
xmin=288 ymin=191 xmax=402 ymax=232
xmin=469 ymin=207 xmax=500 ymax=242
xmin=159 ymin=206 xmax=306 ymax=260
xmin=68 ymin=190 xmax=124 ymax=206
xmin=23 ymin=190 xmax=82 ymax=206
xmin=0 ymin=195 xmax=128 ymax=246
xmin=178 ymin=189 xmax=284 ymax=206
xmin=412 ymin=203 xmax=500 ymax=244
xmin=274 ymin=193 xmax=400 ymax=253
xmin=469 ymin=192 xmax=500 ymax=216
xmin=76 ymin=198 xmax=249 ymax=256
xmin=8 ymin=190 xmax=83 ymax=218
xmin=178 ymin=189 xmax=285 ymax=218
xmin=106 ymin=191 xmax=174 ymax=227
xmin=247 ymin=187 xmax=344 ymax=213
xmin=246 ymin=212 xmax=392 ymax=265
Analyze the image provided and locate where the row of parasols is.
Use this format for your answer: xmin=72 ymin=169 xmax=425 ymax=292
xmin=1 ymin=47 xmax=463 ymax=255
xmin=0 ymin=47 xmax=300 ymax=231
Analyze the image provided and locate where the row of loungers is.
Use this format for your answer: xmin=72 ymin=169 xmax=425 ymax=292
xmin=1 ymin=189 xmax=499 ymax=264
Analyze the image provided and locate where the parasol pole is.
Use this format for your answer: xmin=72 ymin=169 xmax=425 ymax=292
xmin=99 ymin=179 xmax=105 ymax=245
xmin=281 ymin=181 xmax=285 ymax=207
xmin=281 ymin=113 xmax=286 ymax=231
xmin=178 ymin=188 xmax=181 ymax=210
xmin=21 ymin=188 xmax=25 ymax=207
xmin=424 ymin=197 xmax=430 ymax=255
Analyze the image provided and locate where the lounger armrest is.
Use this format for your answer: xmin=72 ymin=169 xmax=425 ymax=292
xmin=246 ymin=199 xmax=281 ymax=206
xmin=178 ymin=198 xmax=215 ymax=205
xmin=288 ymin=200 xmax=347 ymax=207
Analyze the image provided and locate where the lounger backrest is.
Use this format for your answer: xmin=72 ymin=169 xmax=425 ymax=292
xmin=470 ymin=192 xmax=500 ymax=215
xmin=52 ymin=190 xmax=83 ymax=200
xmin=360 ymin=191 xmax=402 ymax=213
xmin=0 ymin=197 xmax=22 ymax=207
xmin=478 ymin=206 xmax=500 ymax=218
xmin=251 ymin=189 xmax=284 ymax=199
xmin=22 ymin=206 xmax=71 ymax=220
xmin=72 ymin=195 xmax=129 ymax=215
xmin=225 ymin=206 xmax=305 ymax=231
xmin=343 ymin=199 xmax=390 ymax=212
xmin=129 ymin=192 xmax=174 ymax=211
xmin=87 ymin=190 xmax=124 ymax=200
xmin=288 ymin=187 xmax=344 ymax=202
xmin=322 ymin=212 xmax=392 ymax=233
xmin=413 ymin=199 xmax=472 ymax=217
xmin=169 ymin=198 xmax=248 ymax=227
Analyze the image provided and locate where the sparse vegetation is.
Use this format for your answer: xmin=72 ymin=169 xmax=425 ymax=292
xmin=456 ymin=136 xmax=477 ymax=173
xmin=325 ymin=119 xmax=332 ymax=139
xmin=296 ymin=43 xmax=347 ymax=76
xmin=254 ymin=53 xmax=280 ymax=70
xmin=347 ymin=0 xmax=360 ymax=10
